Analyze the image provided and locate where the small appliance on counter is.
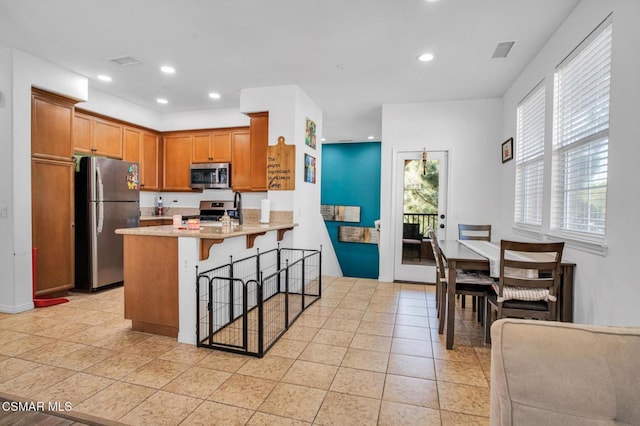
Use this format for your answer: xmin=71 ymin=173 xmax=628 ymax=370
xmin=75 ymin=157 xmax=140 ymax=291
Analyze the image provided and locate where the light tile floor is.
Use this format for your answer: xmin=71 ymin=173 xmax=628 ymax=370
xmin=0 ymin=277 xmax=491 ymax=425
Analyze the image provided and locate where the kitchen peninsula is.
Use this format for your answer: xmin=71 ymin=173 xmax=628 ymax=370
xmin=115 ymin=220 xmax=295 ymax=344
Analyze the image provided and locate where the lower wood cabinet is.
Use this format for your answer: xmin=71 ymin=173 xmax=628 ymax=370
xmin=123 ymin=235 xmax=178 ymax=337
xmin=31 ymin=158 xmax=74 ymax=296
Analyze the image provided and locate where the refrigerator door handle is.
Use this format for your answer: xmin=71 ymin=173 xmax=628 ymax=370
xmin=96 ymin=166 xmax=104 ymax=234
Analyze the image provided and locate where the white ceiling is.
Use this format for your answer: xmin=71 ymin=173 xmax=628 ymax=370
xmin=0 ymin=0 xmax=579 ymax=142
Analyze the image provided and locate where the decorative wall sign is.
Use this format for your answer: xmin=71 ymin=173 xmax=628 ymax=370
xmin=305 ymin=117 xmax=317 ymax=149
xmin=320 ymin=205 xmax=361 ymax=222
xmin=304 ymin=154 xmax=316 ymax=184
xmin=338 ymin=226 xmax=379 ymax=244
xmin=267 ymin=136 xmax=296 ymax=190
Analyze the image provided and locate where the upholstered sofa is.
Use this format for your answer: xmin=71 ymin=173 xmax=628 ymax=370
xmin=490 ymin=318 xmax=640 ymax=425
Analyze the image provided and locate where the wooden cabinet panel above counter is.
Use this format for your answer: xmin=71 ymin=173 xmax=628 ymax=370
xmin=70 ymin=107 xmax=269 ymax=193
xmin=73 ymin=111 xmax=123 ymax=158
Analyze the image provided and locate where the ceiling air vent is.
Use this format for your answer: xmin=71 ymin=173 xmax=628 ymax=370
xmin=109 ymin=55 xmax=142 ymax=66
xmin=492 ymin=41 xmax=515 ymax=59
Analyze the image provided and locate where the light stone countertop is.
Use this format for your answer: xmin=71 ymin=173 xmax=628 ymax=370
xmin=116 ymin=221 xmax=297 ymax=239
xmin=139 ymin=215 xmax=175 ymax=221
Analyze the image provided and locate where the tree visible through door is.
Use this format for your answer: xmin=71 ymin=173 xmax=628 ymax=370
xmin=402 ymin=158 xmax=439 ymax=266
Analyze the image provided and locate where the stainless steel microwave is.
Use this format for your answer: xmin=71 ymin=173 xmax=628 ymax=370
xmin=190 ymin=163 xmax=231 ymax=189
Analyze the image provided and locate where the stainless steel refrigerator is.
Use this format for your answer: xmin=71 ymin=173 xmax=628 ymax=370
xmin=75 ymin=156 xmax=140 ymax=291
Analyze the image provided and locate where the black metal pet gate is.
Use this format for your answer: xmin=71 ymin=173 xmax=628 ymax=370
xmin=196 ymin=246 xmax=321 ymax=357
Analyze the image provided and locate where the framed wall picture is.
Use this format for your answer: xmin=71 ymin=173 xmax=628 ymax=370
xmin=502 ymin=137 xmax=514 ymax=163
xmin=305 ymin=117 xmax=317 ymax=149
xmin=304 ymin=154 xmax=316 ymax=183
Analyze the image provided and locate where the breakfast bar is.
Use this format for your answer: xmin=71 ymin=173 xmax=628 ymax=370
xmin=115 ymin=221 xmax=295 ymax=344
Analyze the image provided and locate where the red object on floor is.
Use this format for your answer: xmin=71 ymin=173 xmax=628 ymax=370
xmin=32 ymin=247 xmax=69 ymax=308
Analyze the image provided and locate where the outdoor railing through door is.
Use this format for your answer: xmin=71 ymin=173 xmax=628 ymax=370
xmin=403 ymin=213 xmax=438 ymax=236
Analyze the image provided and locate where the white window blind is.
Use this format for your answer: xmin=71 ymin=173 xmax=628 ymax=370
xmin=552 ymin=17 xmax=612 ymax=236
xmin=515 ymin=83 xmax=545 ymax=226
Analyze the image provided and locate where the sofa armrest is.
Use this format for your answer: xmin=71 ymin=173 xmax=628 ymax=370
xmin=490 ymin=319 xmax=640 ymax=426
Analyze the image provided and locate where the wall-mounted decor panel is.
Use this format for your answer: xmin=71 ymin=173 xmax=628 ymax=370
xmin=321 ymin=205 xmax=361 ymax=222
xmin=338 ymin=226 xmax=379 ymax=244
xmin=267 ymin=136 xmax=295 ymax=190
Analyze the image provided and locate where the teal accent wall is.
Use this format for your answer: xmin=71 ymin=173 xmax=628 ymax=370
xmin=321 ymin=142 xmax=381 ymax=278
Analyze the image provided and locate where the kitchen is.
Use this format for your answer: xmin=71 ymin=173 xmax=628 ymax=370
xmin=30 ymin=89 xmax=286 ymax=294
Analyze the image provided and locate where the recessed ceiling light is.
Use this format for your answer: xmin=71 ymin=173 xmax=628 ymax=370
xmin=97 ymin=74 xmax=112 ymax=82
xmin=156 ymin=98 xmax=168 ymax=104
xmin=367 ymin=136 xmax=375 ymax=140
xmin=208 ymin=92 xmax=221 ymax=100
xmin=418 ymin=53 xmax=435 ymax=62
xmin=425 ymin=0 xmax=440 ymax=2
xmin=160 ymin=66 xmax=175 ymax=74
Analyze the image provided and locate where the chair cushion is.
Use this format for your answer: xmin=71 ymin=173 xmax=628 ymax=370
xmin=492 ymin=283 xmax=554 ymax=302
xmin=486 ymin=292 xmax=548 ymax=311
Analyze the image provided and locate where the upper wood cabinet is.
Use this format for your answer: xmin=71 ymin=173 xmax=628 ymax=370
xmin=123 ymin=127 xmax=162 ymax=191
xmin=192 ymin=130 xmax=232 ymax=163
xmin=231 ymin=130 xmax=251 ymax=191
xmin=73 ymin=112 xmax=123 ymax=158
xmin=249 ymin=112 xmax=268 ymax=191
xmin=31 ymin=90 xmax=74 ymax=160
xmin=163 ymin=134 xmax=193 ymax=191
xmin=232 ymin=115 xmax=268 ymax=192
xmin=142 ymin=132 xmax=161 ymax=191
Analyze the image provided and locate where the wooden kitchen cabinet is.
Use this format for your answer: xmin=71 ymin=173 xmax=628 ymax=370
xmin=142 ymin=131 xmax=161 ymax=191
xmin=231 ymin=130 xmax=251 ymax=191
xmin=192 ymin=130 xmax=232 ymax=163
xmin=31 ymin=90 xmax=74 ymax=161
xmin=73 ymin=112 xmax=93 ymax=154
xmin=249 ymin=112 xmax=268 ymax=191
xmin=73 ymin=111 xmax=123 ymax=158
xmin=31 ymin=89 xmax=76 ymax=296
xmin=163 ymin=134 xmax=193 ymax=191
xmin=231 ymin=112 xmax=268 ymax=192
xmin=123 ymin=126 xmax=161 ymax=191
xmin=31 ymin=157 xmax=75 ymax=296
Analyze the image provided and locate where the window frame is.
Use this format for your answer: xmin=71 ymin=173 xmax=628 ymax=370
xmin=514 ymin=81 xmax=546 ymax=229
xmin=549 ymin=15 xmax=612 ymax=247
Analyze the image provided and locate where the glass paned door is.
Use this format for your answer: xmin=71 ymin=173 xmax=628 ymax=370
xmin=394 ymin=151 xmax=448 ymax=283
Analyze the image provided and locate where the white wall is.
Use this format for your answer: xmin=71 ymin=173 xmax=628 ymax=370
xmin=500 ymin=0 xmax=640 ymax=326
xmin=240 ymin=85 xmax=342 ymax=276
xmin=380 ymin=99 xmax=503 ymax=282
xmin=0 ymin=47 xmax=15 ymax=311
xmin=158 ymin=108 xmax=249 ymax=132
xmin=0 ymin=49 xmax=88 ymax=313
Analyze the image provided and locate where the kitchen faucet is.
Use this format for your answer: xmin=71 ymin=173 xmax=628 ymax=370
xmin=233 ymin=191 xmax=243 ymax=225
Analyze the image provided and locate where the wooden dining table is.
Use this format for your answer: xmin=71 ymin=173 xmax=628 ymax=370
xmin=439 ymin=240 xmax=576 ymax=350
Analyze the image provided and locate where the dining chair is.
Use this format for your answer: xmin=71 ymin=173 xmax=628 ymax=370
xmin=457 ymin=224 xmax=492 ymax=312
xmin=484 ymin=240 xmax=565 ymax=344
xmin=403 ymin=223 xmax=423 ymax=261
xmin=427 ymin=228 xmax=494 ymax=337
xmin=458 ymin=224 xmax=492 ymax=241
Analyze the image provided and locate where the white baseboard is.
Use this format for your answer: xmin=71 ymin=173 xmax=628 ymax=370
xmin=0 ymin=301 xmax=35 ymax=314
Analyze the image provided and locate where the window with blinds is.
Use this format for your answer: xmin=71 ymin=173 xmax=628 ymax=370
xmin=552 ymin=16 xmax=612 ymax=237
xmin=515 ymin=83 xmax=545 ymax=226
